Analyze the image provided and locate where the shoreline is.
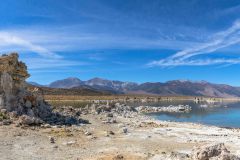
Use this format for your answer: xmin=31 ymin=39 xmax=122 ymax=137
xmin=147 ymin=113 xmax=240 ymax=130
xmin=144 ymin=113 xmax=240 ymax=130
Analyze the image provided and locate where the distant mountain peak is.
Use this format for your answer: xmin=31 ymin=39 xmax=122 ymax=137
xmin=30 ymin=77 xmax=240 ymax=98
xmin=91 ymin=77 xmax=104 ymax=80
xmin=66 ymin=77 xmax=81 ymax=80
xmin=166 ymin=80 xmax=210 ymax=84
xmin=48 ymin=77 xmax=83 ymax=88
xmin=88 ymin=77 xmax=108 ymax=82
xmin=28 ymin=81 xmax=45 ymax=87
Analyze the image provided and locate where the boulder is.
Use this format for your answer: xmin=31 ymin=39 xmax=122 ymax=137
xmin=192 ymin=143 xmax=240 ymax=160
xmin=17 ymin=115 xmax=43 ymax=125
xmin=2 ymin=119 xmax=12 ymax=125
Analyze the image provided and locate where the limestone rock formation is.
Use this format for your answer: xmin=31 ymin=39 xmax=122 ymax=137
xmin=0 ymin=53 xmax=52 ymax=122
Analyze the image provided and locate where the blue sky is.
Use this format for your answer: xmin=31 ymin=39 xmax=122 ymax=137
xmin=1 ymin=0 xmax=240 ymax=85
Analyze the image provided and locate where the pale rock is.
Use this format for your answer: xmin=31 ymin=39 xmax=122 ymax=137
xmin=18 ymin=115 xmax=43 ymax=125
xmin=0 ymin=109 xmax=7 ymax=114
xmin=84 ymin=131 xmax=92 ymax=136
xmin=2 ymin=119 xmax=11 ymax=125
xmin=25 ymin=100 xmax=32 ymax=108
xmin=192 ymin=143 xmax=240 ymax=160
xmin=9 ymin=111 xmax=18 ymax=119
xmin=63 ymin=141 xmax=76 ymax=145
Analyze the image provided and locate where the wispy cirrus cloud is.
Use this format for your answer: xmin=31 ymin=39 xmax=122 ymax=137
xmin=148 ymin=20 xmax=240 ymax=67
xmin=0 ymin=31 xmax=92 ymax=70
xmin=0 ymin=31 xmax=61 ymax=59
xmin=1 ymin=24 xmax=204 ymax=52
xmin=149 ymin=58 xmax=240 ymax=67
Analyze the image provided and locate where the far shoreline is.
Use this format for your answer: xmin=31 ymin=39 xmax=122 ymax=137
xmin=44 ymin=94 xmax=240 ymax=102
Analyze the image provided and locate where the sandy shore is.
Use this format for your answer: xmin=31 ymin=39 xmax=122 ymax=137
xmin=1 ymin=110 xmax=240 ymax=160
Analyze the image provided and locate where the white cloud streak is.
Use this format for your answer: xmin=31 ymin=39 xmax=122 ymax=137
xmin=149 ymin=20 xmax=240 ymax=67
xmin=0 ymin=31 xmax=61 ymax=59
xmin=0 ymin=31 xmax=92 ymax=70
xmin=1 ymin=26 xmax=202 ymax=52
xmin=148 ymin=58 xmax=240 ymax=67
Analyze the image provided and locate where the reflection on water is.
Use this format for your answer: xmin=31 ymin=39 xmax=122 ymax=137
xmin=128 ymin=100 xmax=240 ymax=128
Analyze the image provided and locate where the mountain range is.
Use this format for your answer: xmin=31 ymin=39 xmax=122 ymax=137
xmin=28 ymin=77 xmax=240 ymax=98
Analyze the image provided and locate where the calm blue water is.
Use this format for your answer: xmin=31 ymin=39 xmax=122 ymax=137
xmin=129 ymin=101 xmax=240 ymax=128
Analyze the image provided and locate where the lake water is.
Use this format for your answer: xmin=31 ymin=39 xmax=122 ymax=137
xmin=129 ymin=100 xmax=240 ymax=128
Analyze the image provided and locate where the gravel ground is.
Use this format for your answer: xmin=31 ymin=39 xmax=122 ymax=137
xmin=0 ymin=113 xmax=240 ymax=160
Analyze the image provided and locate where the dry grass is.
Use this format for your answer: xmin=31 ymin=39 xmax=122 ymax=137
xmin=44 ymin=94 xmax=232 ymax=102
xmin=48 ymin=100 xmax=91 ymax=108
xmin=44 ymin=94 xmax=206 ymax=101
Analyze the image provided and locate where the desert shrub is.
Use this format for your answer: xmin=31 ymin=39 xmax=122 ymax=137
xmin=0 ymin=112 xmax=8 ymax=121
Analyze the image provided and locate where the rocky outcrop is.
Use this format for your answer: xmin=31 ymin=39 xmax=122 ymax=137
xmin=0 ymin=53 xmax=51 ymax=117
xmin=192 ymin=143 xmax=240 ymax=160
xmin=0 ymin=53 xmax=52 ymax=124
xmin=0 ymin=53 xmax=89 ymax=126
